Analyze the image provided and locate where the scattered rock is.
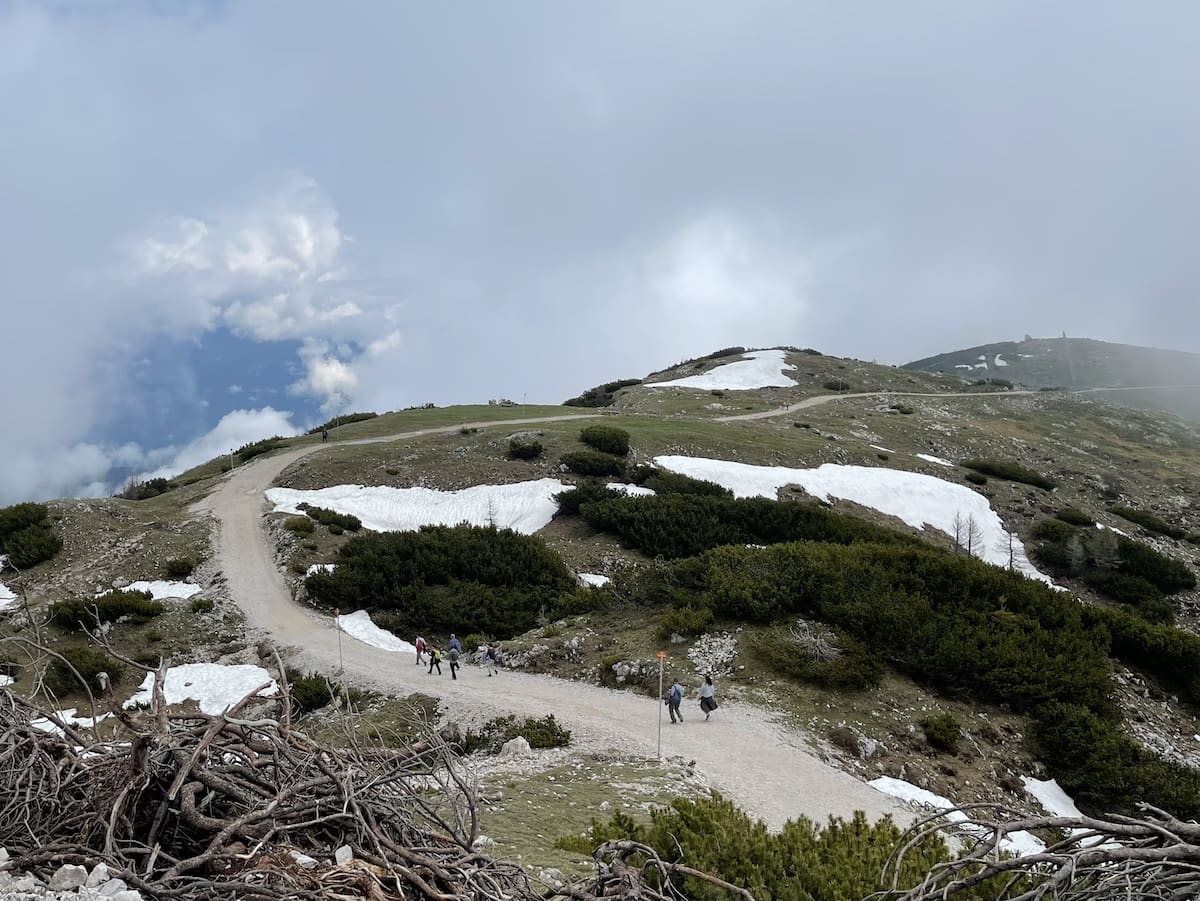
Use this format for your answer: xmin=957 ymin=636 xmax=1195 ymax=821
xmin=99 ymin=878 xmax=130 ymax=896
xmin=49 ymin=863 xmax=89 ymax=891
xmin=499 ymin=736 xmax=533 ymax=759
xmin=87 ymin=863 xmax=111 ymax=887
xmin=335 ymin=844 xmax=353 ymax=865
xmin=289 ymin=850 xmax=319 ymax=869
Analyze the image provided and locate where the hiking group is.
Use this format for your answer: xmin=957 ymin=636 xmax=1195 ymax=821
xmin=666 ymin=674 xmax=719 ymax=723
xmin=414 ymin=634 xmax=502 ymax=680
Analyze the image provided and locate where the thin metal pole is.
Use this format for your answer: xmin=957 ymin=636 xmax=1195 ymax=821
xmin=656 ymin=652 xmax=665 ymax=759
xmin=335 ymin=607 xmax=344 ymax=674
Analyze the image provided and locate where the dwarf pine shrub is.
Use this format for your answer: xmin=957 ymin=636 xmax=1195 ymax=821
xmin=580 ymin=425 xmax=630 ymax=456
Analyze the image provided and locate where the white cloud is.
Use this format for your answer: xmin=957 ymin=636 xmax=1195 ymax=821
xmin=140 ymin=407 xmax=301 ymax=481
xmin=290 ymin=341 xmax=360 ymax=410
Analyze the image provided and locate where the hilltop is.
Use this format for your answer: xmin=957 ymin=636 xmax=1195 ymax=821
xmin=904 ymin=336 xmax=1200 ymax=421
xmin=3 ymin=344 xmax=1200 ymax=898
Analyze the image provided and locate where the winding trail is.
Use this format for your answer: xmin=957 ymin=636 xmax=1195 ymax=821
xmin=196 ymin=413 xmax=910 ymax=830
xmin=717 ymin=389 xmax=1038 ymax=421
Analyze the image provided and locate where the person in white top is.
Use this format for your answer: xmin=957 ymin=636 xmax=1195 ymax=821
xmin=698 ymin=675 xmax=718 ymax=720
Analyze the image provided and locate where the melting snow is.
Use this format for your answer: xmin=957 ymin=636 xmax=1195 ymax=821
xmin=916 ymin=453 xmax=954 ymax=467
xmin=266 ymin=479 xmax=568 ymax=535
xmin=0 ymin=580 xmax=16 ymax=612
xmin=1022 ymin=777 xmax=1082 ymax=818
xmin=870 ymin=777 xmax=1045 ymax=856
xmin=100 ymin=580 xmax=202 ymax=601
xmin=0 ymin=675 xmax=13 ymax=687
xmin=125 ymin=663 xmax=278 ymax=715
xmin=607 ymin=482 xmax=657 ymax=497
xmin=994 ymin=354 xmax=1008 ymax=367
xmin=336 ymin=610 xmax=417 ymax=654
xmin=307 ymin=563 xmax=336 ymax=576
xmin=30 ymin=708 xmax=112 ymax=735
xmin=648 ymin=349 xmax=797 ymax=390
xmin=579 ymin=573 xmax=611 ymax=587
xmin=654 ymin=456 xmax=1053 ymax=584
xmin=870 ymin=445 xmax=896 ymax=454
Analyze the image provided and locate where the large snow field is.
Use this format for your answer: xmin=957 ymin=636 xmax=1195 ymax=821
xmin=125 ymin=663 xmax=278 ymax=715
xmin=654 ymin=455 xmax=1053 ymax=584
xmin=869 ymin=776 xmax=1045 ymax=856
xmin=99 ymin=580 xmax=202 ymax=601
xmin=266 ymin=479 xmax=568 ymax=535
xmin=648 ymin=349 xmax=798 ymax=390
xmin=337 ymin=610 xmax=417 ymax=654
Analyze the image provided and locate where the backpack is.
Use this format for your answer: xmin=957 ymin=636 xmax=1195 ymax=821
xmin=669 ymin=685 xmax=682 ymax=704
xmin=448 ymin=647 xmax=461 ymax=663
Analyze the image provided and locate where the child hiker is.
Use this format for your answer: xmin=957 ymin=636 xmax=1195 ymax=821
xmin=427 ymin=646 xmax=442 ymax=675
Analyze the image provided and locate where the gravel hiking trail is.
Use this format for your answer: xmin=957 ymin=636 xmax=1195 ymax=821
xmin=716 ymin=389 xmax=1039 ymax=421
xmin=197 ymin=413 xmax=911 ymax=831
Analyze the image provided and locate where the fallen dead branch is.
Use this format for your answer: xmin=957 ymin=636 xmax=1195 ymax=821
xmin=885 ymin=803 xmax=1200 ymax=901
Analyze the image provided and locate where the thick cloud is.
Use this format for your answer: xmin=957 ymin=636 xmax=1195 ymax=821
xmin=3 ymin=2 xmax=1199 ymax=503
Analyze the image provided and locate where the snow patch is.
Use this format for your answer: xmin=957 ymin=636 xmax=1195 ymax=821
xmin=607 ymin=482 xmax=657 ymax=497
xmin=870 ymin=777 xmax=1045 ymax=856
xmin=266 ymin=479 xmax=568 ymax=535
xmin=101 ymin=580 xmax=202 ymax=601
xmin=1096 ymin=522 xmax=1130 ymax=538
xmin=994 ymin=354 xmax=1008 ymax=367
xmin=30 ymin=708 xmax=112 ymax=735
xmin=649 ymin=349 xmax=797 ymax=390
xmin=1022 ymin=777 xmax=1082 ymax=818
xmin=916 ymin=453 xmax=954 ymax=467
xmin=654 ymin=456 xmax=1053 ymax=584
xmin=579 ymin=573 xmax=611 ymax=588
xmin=870 ymin=445 xmax=896 ymax=454
xmin=0 ymin=674 xmax=13 ymax=687
xmin=306 ymin=563 xmax=336 ymax=576
xmin=0 ymin=579 xmax=16 ymax=611
xmin=125 ymin=663 xmax=278 ymax=715
xmin=336 ymin=610 xmax=417 ymax=654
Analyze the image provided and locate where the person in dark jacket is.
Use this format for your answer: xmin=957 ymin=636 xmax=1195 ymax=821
xmin=666 ymin=680 xmax=684 ymax=723
xmin=447 ymin=644 xmax=461 ymax=680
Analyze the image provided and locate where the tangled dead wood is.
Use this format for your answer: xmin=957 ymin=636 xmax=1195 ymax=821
xmin=0 ymin=646 xmax=757 ymax=901
xmin=886 ymin=803 xmax=1200 ymax=901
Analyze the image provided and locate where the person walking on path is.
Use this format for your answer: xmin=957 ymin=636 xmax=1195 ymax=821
xmin=484 ymin=645 xmax=500 ymax=676
xmin=666 ymin=680 xmax=684 ymax=724
xmin=447 ymin=644 xmax=461 ymax=680
xmin=448 ymin=634 xmax=462 ymax=654
xmin=415 ymin=636 xmax=427 ymax=665
xmin=321 ymin=427 xmax=328 ymax=443
xmin=427 ymin=647 xmax=442 ymax=675
xmin=698 ymin=675 xmax=718 ymax=720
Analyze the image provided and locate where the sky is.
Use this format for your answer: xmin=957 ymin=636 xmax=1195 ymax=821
xmin=2 ymin=1 xmax=1199 ymax=504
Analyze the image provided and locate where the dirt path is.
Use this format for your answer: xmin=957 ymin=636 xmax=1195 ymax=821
xmin=196 ymin=414 xmax=910 ymax=830
xmin=716 ymin=389 xmax=1038 ymax=421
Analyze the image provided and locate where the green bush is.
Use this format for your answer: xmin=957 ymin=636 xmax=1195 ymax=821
xmin=962 ymin=459 xmax=1056 ymax=490
xmin=461 ymin=714 xmax=571 ymax=754
xmin=560 ymin=450 xmax=626 ymax=477
xmin=189 ymin=597 xmax=215 ymax=614
xmin=563 ymin=379 xmax=642 ymax=407
xmin=556 ymin=795 xmax=986 ymax=901
xmin=580 ymin=493 xmax=913 ymax=559
xmin=0 ymin=502 xmax=62 ymax=569
xmin=301 ymin=505 xmax=362 ymax=532
xmin=50 ymin=590 xmax=165 ymax=631
xmin=285 ymin=516 xmax=315 ymax=535
xmin=307 ymin=412 xmax=377 ymax=434
xmin=580 ymin=425 xmax=630 ymax=456
xmin=236 ymin=436 xmax=285 ymax=462
xmin=306 ymin=525 xmax=576 ymax=639
xmin=117 ymin=477 xmax=176 ymax=500
xmin=1056 ymin=507 xmax=1096 ymax=527
xmin=964 ymin=471 xmax=987 ymax=485
xmin=165 ymin=557 xmax=195 ymax=578
xmin=657 ymin=605 xmax=714 ymax=640
xmin=822 ymin=379 xmax=852 ymax=391
xmin=507 ymin=438 xmax=544 ymax=460
xmin=461 ymin=633 xmax=494 ymax=653
xmin=328 ymin=523 xmax=344 ymax=536
xmin=1108 ymin=505 xmax=1187 ymax=539
xmin=44 ymin=647 xmax=124 ymax=696
xmin=287 ymin=670 xmax=337 ymax=714
xmin=555 ymin=479 xmax=619 ymax=516
xmin=890 ymin=403 xmax=915 ymax=414
xmin=753 ymin=626 xmax=883 ymax=691
xmin=628 ymin=466 xmax=732 ymax=498
xmin=920 ymin=713 xmax=962 ymax=752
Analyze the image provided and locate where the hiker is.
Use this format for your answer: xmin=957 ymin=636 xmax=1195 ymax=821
xmin=415 ymin=636 xmax=427 ymax=665
xmin=447 ymin=643 xmax=461 ymax=680
xmin=666 ymin=679 xmax=684 ymax=724
xmin=484 ymin=644 xmax=500 ymax=676
xmin=321 ymin=427 xmax=328 ymax=443
xmin=448 ymin=633 xmax=462 ymax=654
xmin=698 ymin=675 xmax=718 ymax=720
xmin=427 ymin=646 xmax=442 ymax=675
